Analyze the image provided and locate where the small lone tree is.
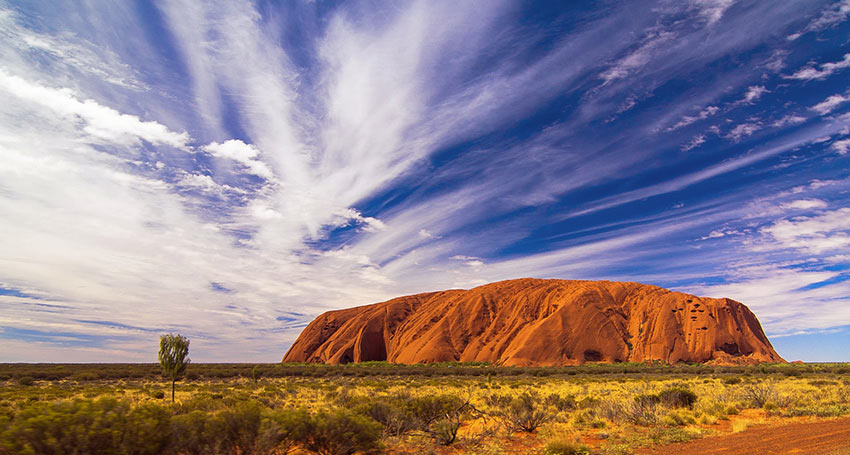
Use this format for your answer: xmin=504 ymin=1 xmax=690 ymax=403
xmin=158 ymin=333 xmax=190 ymax=402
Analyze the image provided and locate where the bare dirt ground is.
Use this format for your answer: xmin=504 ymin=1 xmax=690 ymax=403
xmin=638 ymin=416 xmax=850 ymax=455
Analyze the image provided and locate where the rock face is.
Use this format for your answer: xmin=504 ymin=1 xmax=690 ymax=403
xmin=283 ymin=279 xmax=783 ymax=366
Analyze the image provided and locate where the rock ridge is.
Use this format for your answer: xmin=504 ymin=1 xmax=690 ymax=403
xmin=282 ymin=278 xmax=783 ymax=366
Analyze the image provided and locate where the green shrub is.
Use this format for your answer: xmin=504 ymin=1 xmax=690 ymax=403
xmin=634 ymin=393 xmax=661 ymax=408
xmin=658 ymin=387 xmax=698 ymax=409
xmin=345 ymin=392 xmax=463 ymax=438
xmin=662 ymin=409 xmax=696 ymax=426
xmin=168 ymin=410 xmax=221 ymax=455
xmin=577 ymin=396 xmax=600 ymax=409
xmin=598 ymin=396 xmax=660 ymax=426
xmin=741 ymin=383 xmax=777 ymax=408
xmin=73 ymin=372 xmax=101 ymax=381
xmin=16 ymin=376 xmax=34 ymax=386
xmin=407 ymin=394 xmax=465 ymax=429
xmin=257 ymin=408 xmax=311 ymax=454
xmin=543 ymin=440 xmax=591 ymax=455
xmin=1 ymin=397 xmax=140 ymax=455
xmin=782 ymin=404 xmax=850 ymax=417
xmin=491 ymin=391 xmax=554 ymax=433
xmin=360 ymin=400 xmax=414 ymax=437
xmin=299 ymin=409 xmax=382 ymax=455
xmin=217 ymin=401 xmax=265 ymax=455
xmin=167 ymin=403 xmax=279 ymax=454
xmin=429 ymin=417 xmax=461 ymax=446
xmin=545 ymin=393 xmax=577 ymax=412
xmin=122 ymin=402 xmax=171 ymax=455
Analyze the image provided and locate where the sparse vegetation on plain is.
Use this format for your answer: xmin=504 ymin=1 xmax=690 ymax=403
xmin=0 ymin=362 xmax=849 ymax=454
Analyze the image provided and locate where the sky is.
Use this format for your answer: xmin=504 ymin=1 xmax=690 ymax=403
xmin=1 ymin=0 xmax=849 ymax=363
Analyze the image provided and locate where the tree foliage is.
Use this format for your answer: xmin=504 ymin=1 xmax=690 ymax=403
xmin=158 ymin=333 xmax=190 ymax=402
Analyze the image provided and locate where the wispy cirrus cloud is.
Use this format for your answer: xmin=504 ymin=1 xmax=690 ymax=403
xmin=741 ymin=85 xmax=768 ymax=103
xmin=2 ymin=0 xmax=850 ymax=362
xmin=681 ymin=134 xmax=706 ymax=151
xmin=0 ymin=69 xmax=189 ymax=149
xmin=788 ymin=0 xmax=850 ymax=39
xmin=668 ymin=106 xmax=719 ymax=131
xmin=812 ymin=93 xmax=850 ymax=115
xmin=786 ymin=53 xmax=850 ymax=81
xmin=725 ymin=121 xmax=762 ymax=141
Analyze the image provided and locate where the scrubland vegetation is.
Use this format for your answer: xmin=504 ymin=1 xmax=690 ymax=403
xmin=1 ymin=362 xmax=849 ymax=454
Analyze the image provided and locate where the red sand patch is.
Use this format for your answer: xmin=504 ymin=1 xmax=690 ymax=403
xmin=636 ymin=416 xmax=850 ymax=455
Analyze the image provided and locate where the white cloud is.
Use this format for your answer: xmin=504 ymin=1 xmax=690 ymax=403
xmin=791 ymin=179 xmax=840 ymax=194
xmin=772 ymin=115 xmax=806 ymax=127
xmin=725 ymin=122 xmax=762 ymax=141
xmin=691 ymin=0 xmax=737 ymax=24
xmin=418 ymin=229 xmax=440 ymax=239
xmin=0 ymin=69 xmax=190 ymax=149
xmin=201 ymin=140 xmax=274 ymax=180
xmin=176 ymin=172 xmax=245 ymax=195
xmin=448 ymin=255 xmax=485 ymax=268
xmin=763 ymin=50 xmax=787 ymax=72
xmin=0 ymin=9 xmax=144 ymax=89
xmin=567 ymin=124 xmax=850 ymax=219
xmin=334 ymin=208 xmax=387 ymax=233
xmin=779 ymin=199 xmax=828 ymax=211
xmin=687 ymin=265 xmax=850 ymax=335
xmin=741 ymin=85 xmax=768 ymax=103
xmin=681 ymin=134 xmax=706 ymax=151
xmin=600 ymin=31 xmax=674 ymax=84
xmin=795 ymin=0 xmax=850 ymax=37
xmin=668 ymin=106 xmax=719 ymax=131
xmin=785 ymin=53 xmax=850 ymax=81
xmin=450 ymin=255 xmax=481 ymax=261
xmin=825 ymin=254 xmax=850 ymax=263
xmin=700 ymin=229 xmax=740 ymax=240
xmin=811 ymin=93 xmax=850 ymax=115
xmin=832 ymin=138 xmax=850 ymax=155
xmin=760 ymin=208 xmax=850 ymax=254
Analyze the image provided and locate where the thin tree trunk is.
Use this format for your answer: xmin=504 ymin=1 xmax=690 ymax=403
xmin=171 ymin=378 xmax=175 ymax=402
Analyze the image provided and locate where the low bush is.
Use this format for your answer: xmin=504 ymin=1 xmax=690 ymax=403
xmin=491 ymin=391 xmax=555 ymax=433
xmin=782 ymin=404 xmax=850 ymax=418
xmin=300 ymin=409 xmax=382 ymax=455
xmin=123 ymin=402 xmax=172 ymax=455
xmin=168 ymin=410 xmax=221 ymax=455
xmin=658 ymin=387 xmax=697 ymax=409
xmin=545 ymin=393 xmax=577 ymax=412
xmin=662 ymin=409 xmax=696 ymax=426
xmin=1 ymin=397 xmax=164 ymax=455
xmin=598 ymin=396 xmax=660 ymax=426
xmin=349 ymin=392 xmax=465 ymax=439
xmin=429 ymin=417 xmax=462 ymax=446
xmin=741 ymin=383 xmax=777 ymax=408
xmin=543 ymin=439 xmax=591 ymax=455
xmin=73 ymin=372 xmax=101 ymax=381
xmin=257 ymin=408 xmax=311 ymax=454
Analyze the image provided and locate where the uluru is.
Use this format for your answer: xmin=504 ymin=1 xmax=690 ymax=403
xmin=283 ymin=279 xmax=783 ymax=366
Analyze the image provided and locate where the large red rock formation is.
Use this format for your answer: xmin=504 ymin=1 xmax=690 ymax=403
xmin=283 ymin=278 xmax=783 ymax=366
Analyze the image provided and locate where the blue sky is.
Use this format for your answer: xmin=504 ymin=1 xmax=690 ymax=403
xmin=1 ymin=0 xmax=849 ymax=362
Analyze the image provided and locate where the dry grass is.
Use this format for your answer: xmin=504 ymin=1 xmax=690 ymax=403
xmin=1 ymin=364 xmax=849 ymax=454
